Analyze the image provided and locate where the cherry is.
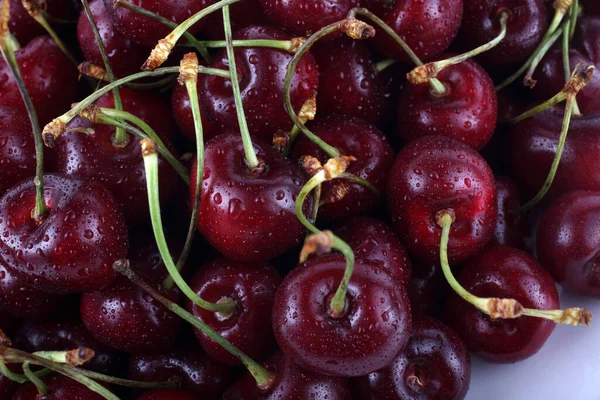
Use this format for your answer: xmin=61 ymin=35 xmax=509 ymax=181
xmin=491 ymin=176 xmax=528 ymax=250
xmin=0 ymin=372 xmax=18 ymax=400
xmin=258 ymin=0 xmax=359 ymax=38
xmin=536 ymin=190 xmax=600 ymax=297
xmin=272 ymin=254 xmax=411 ymax=377
xmin=7 ymin=0 xmax=79 ymax=45
xmin=356 ymin=316 xmax=470 ymax=400
xmin=198 ymin=25 xmax=319 ymax=144
xmin=0 ymin=36 xmax=79 ymax=125
xmin=334 ymin=217 xmax=411 ymax=287
xmin=0 ymin=174 xmax=127 ymax=293
xmin=77 ymin=0 xmax=149 ymax=78
xmin=137 ymin=389 xmax=198 ymax=400
xmin=186 ymin=258 xmax=280 ymax=365
xmin=510 ymin=106 xmax=600 ymax=203
xmin=290 ymin=115 xmax=394 ymax=220
xmin=200 ymin=0 xmax=269 ymax=40
xmin=444 ymin=245 xmax=559 ymax=363
xmin=582 ymin=0 xmax=600 ymax=15
xmin=128 ymin=347 xmax=231 ymax=397
xmin=171 ymin=83 xmax=219 ymax=143
xmin=366 ymin=0 xmax=463 ymax=63
xmin=387 ymin=135 xmax=497 ymax=265
xmin=532 ymin=16 xmax=600 ymax=114
xmin=0 ymin=106 xmax=35 ymax=195
xmin=407 ymin=262 xmax=447 ymax=318
xmin=397 ymin=57 xmax=497 ymax=150
xmin=312 ymin=36 xmax=397 ymax=126
xmin=457 ymin=0 xmax=548 ymax=68
xmin=222 ymin=352 xmax=351 ymax=400
xmin=101 ymin=0 xmax=211 ymax=48
xmin=55 ymin=87 xmax=178 ymax=225
xmin=10 ymin=374 xmax=105 ymax=400
xmin=190 ymin=132 xmax=307 ymax=261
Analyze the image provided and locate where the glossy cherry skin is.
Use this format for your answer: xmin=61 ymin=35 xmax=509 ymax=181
xmin=55 ymin=87 xmax=178 ymax=225
xmin=0 ymin=107 xmax=34 ymax=195
xmin=510 ymin=107 xmax=600 ymax=203
xmin=258 ymin=0 xmax=359 ymax=38
xmin=77 ymin=0 xmax=148 ymax=78
xmin=137 ymin=389 xmax=198 ymax=400
xmin=0 ymin=36 xmax=79 ymax=125
xmin=532 ymin=17 xmax=600 ymax=114
xmin=199 ymin=25 xmax=319 ymax=144
xmin=387 ymin=135 xmax=497 ymax=265
xmin=272 ymin=254 xmax=411 ymax=377
xmin=190 ymin=132 xmax=307 ymax=261
xmin=397 ymin=58 xmax=497 ymax=150
xmin=312 ymin=37 xmax=396 ymax=126
xmin=186 ymin=258 xmax=281 ymax=365
xmin=357 ymin=317 xmax=470 ymax=400
xmin=171 ymin=83 xmax=219 ymax=143
xmin=290 ymin=115 xmax=394 ymax=220
xmin=0 ymin=174 xmax=127 ymax=293
xmin=8 ymin=0 xmax=78 ymax=45
xmin=0 ymin=373 xmax=18 ymax=400
xmin=366 ymin=0 xmax=463 ymax=63
xmin=491 ymin=176 xmax=528 ymax=250
xmin=444 ymin=245 xmax=559 ymax=363
xmin=407 ymin=262 xmax=447 ymax=318
xmin=334 ymin=217 xmax=411 ymax=287
xmin=102 ymin=0 xmax=211 ymax=47
xmin=14 ymin=318 xmax=122 ymax=374
xmin=128 ymin=348 xmax=230 ymax=397
xmin=223 ymin=352 xmax=351 ymax=399
xmin=10 ymin=374 xmax=105 ymax=400
xmin=457 ymin=0 xmax=548 ymax=67
xmin=536 ymin=191 xmax=600 ymax=296
xmin=200 ymin=0 xmax=268 ymax=40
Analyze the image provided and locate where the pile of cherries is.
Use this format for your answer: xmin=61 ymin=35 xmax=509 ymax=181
xmin=0 ymin=0 xmax=597 ymax=398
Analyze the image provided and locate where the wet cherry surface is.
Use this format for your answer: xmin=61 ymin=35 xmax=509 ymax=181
xmin=10 ymin=374 xmax=106 ymax=400
xmin=0 ymin=107 xmax=35 ymax=196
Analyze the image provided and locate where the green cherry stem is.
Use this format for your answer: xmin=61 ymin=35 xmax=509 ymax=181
xmin=22 ymin=361 xmax=48 ymax=396
xmin=373 ymin=58 xmax=397 ymax=73
xmin=81 ymin=0 xmax=127 ymax=146
xmin=74 ymin=369 xmax=178 ymax=389
xmin=113 ymin=258 xmax=275 ymax=390
xmin=141 ymin=139 xmax=236 ymax=316
xmin=113 ymin=0 xmax=211 ymax=62
xmin=0 ymin=0 xmax=47 ymax=221
xmin=522 ymin=26 xmax=563 ymax=88
xmin=562 ymin=18 xmax=581 ymax=115
xmin=436 ymin=210 xmax=591 ymax=326
xmin=568 ymin=0 xmax=578 ymax=39
xmin=194 ymin=38 xmax=305 ymax=52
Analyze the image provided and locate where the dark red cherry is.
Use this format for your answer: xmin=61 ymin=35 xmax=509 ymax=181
xmin=0 ymin=372 xmax=18 ymax=400
xmin=199 ymin=25 xmax=319 ymax=144
xmin=186 ymin=258 xmax=280 ymax=365
xmin=102 ymin=0 xmax=211 ymax=47
xmin=366 ymin=0 xmax=463 ymax=63
xmin=10 ymin=374 xmax=105 ymax=400
xmin=290 ymin=115 xmax=394 ymax=220
xmin=272 ymin=254 xmax=411 ymax=377
xmin=128 ymin=348 xmax=230 ymax=397
xmin=223 ymin=352 xmax=351 ymax=399
xmin=457 ymin=0 xmax=548 ymax=67
xmin=537 ymin=190 xmax=600 ymax=297
xmin=190 ymin=132 xmax=307 ymax=261
xmin=312 ymin=37 xmax=397 ymax=126
xmin=0 ymin=174 xmax=127 ymax=293
xmin=137 ymin=389 xmax=198 ymax=400
xmin=356 ymin=317 xmax=471 ymax=400
xmin=387 ymin=135 xmax=497 ymax=265
xmin=532 ymin=16 xmax=600 ymax=114
xmin=77 ymin=0 xmax=149 ymax=78
xmin=491 ymin=176 xmax=528 ymax=250
xmin=0 ymin=107 xmax=34 ymax=195
xmin=407 ymin=262 xmax=447 ymax=318
xmin=334 ymin=217 xmax=411 ymax=287
xmin=171 ymin=82 xmax=219 ymax=143
xmin=258 ymin=0 xmax=359 ymax=38
xmin=510 ymin=107 xmax=600 ymax=203
xmin=14 ymin=318 xmax=123 ymax=374
xmin=0 ymin=36 xmax=79 ymax=125
xmin=56 ymin=87 xmax=178 ymax=225
xmin=582 ymin=0 xmax=600 ymax=15
xmin=444 ymin=245 xmax=559 ymax=363
xmin=8 ymin=0 xmax=78 ymax=45
xmin=397 ymin=57 xmax=497 ymax=150
xmin=200 ymin=0 xmax=269 ymax=40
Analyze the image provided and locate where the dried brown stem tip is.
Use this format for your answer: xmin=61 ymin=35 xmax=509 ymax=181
xmin=553 ymin=0 xmax=573 ymax=13
xmin=42 ymin=118 xmax=66 ymax=148
xmin=0 ymin=330 xmax=12 ymax=347
xmin=140 ymin=138 xmax=158 ymax=156
xmin=323 ymin=155 xmax=356 ymax=180
xmin=177 ymin=52 xmax=199 ymax=86
xmin=288 ymin=37 xmax=306 ymax=54
xmin=562 ymin=65 xmax=595 ymax=96
xmin=407 ymin=63 xmax=438 ymax=85
xmin=339 ymin=18 xmax=376 ymax=40
xmin=321 ymin=181 xmax=351 ymax=205
xmin=0 ymin=0 xmax=10 ymax=39
xmin=79 ymin=104 xmax=101 ymax=124
xmin=21 ymin=0 xmax=41 ymax=17
xmin=273 ymin=130 xmax=289 ymax=153
xmin=487 ymin=298 xmax=524 ymax=319
xmin=560 ymin=307 xmax=592 ymax=327
xmin=300 ymin=155 xmax=323 ymax=176
xmin=300 ymin=230 xmax=335 ymax=262
xmin=65 ymin=347 xmax=95 ymax=367
xmin=78 ymin=62 xmax=110 ymax=82
xmin=142 ymin=38 xmax=174 ymax=71
xmin=298 ymin=96 xmax=317 ymax=124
